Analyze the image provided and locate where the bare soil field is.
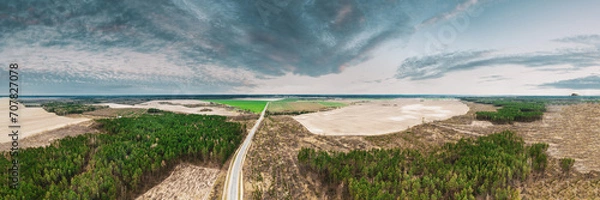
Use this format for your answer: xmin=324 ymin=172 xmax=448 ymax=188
xmin=82 ymin=107 xmax=149 ymax=118
xmin=0 ymin=120 xmax=99 ymax=151
xmin=293 ymin=98 xmax=469 ymax=136
xmin=0 ymin=98 xmax=91 ymax=143
xmin=137 ymin=163 xmax=220 ymax=200
xmin=242 ymin=116 xmax=375 ymax=200
xmin=96 ymin=99 xmax=240 ymax=116
xmin=268 ymin=102 xmax=331 ymax=113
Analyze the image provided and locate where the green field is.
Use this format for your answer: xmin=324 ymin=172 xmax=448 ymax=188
xmin=207 ymin=100 xmax=268 ymax=114
xmin=266 ymin=99 xmax=347 ymax=115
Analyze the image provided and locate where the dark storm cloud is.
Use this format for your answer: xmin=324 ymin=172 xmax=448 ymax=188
xmin=396 ymin=45 xmax=600 ymax=80
xmin=0 ymin=0 xmax=431 ymax=78
xmin=540 ymin=75 xmax=600 ymax=90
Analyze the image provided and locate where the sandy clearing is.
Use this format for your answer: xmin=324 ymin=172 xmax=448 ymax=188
xmin=96 ymin=99 xmax=239 ymax=116
xmin=0 ymin=98 xmax=91 ymax=143
xmin=293 ymin=98 xmax=469 ymax=136
xmin=137 ymin=163 xmax=219 ymax=200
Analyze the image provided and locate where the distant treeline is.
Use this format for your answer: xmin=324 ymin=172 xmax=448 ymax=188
xmin=0 ymin=113 xmax=244 ymax=199
xmin=42 ymin=102 xmax=107 ymax=115
xmin=298 ymin=131 xmax=550 ymax=200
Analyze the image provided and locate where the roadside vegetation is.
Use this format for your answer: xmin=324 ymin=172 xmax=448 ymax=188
xmin=206 ymin=100 xmax=268 ymax=114
xmin=0 ymin=113 xmax=244 ymax=199
xmin=42 ymin=102 xmax=108 ymax=116
xmin=298 ymin=131 xmax=551 ymax=200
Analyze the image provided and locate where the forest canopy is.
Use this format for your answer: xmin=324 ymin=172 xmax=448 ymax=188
xmin=0 ymin=113 xmax=244 ymax=199
xmin=298 ymin=131 xmax=550 ymax=200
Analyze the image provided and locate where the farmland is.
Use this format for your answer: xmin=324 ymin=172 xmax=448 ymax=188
xmin=206 ymin=100 xmax=269 ymax=114
xmin=267 ymin=98 xmax=347 ymax=115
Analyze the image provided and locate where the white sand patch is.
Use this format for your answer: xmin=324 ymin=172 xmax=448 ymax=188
xmin=97 ymin=99 xmax=239 ymax=116
xmin=0 ymin=98 xmax=91 ymax=143
xmin=388 ymin=115 xmax=418 ymax=121
xmin=293 ymin=98 xmax=469 ymax=136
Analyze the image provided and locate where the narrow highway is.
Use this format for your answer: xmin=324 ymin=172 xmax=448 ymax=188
xmin=222 ymin=102 xmax=269 ymax=200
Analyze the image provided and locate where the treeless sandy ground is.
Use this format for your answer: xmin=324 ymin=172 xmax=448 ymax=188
xmin=0 ymin=120 xmax=99 ymax=151
xmin=96 ymin=99 xmax=240 ymax=116
xmin=0 ymin=98 xmax=91 ymax=143
xmin=137 ymin=163 xmax=220 ymax=200
xmin=293 ymin=98 xmax=469 ymax=136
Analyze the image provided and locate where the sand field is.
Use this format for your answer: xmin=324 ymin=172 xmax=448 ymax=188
xmin=293 ymin=98 xmax=469 ymax=136
xmin=137 ymin=163 xmax=219 ymax=200
xmin=0 ymin=98 xmax=91 ymax=143
xmin=97 ymin=99 xmax=240 ymax=116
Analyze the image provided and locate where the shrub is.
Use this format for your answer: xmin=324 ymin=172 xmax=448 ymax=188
xmin=559 ymin=158 xmax=575 ymax=175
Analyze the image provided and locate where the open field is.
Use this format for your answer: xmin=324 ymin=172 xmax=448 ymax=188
xmin=137 ymin=163 xmax=219 ymax=200
xmin=293 ymin=98 xmax=469 ymax=136
xmin=0 ymin=120 xmax=99 ymax=151
xmin=0 ymin=98 xmax=91 ymax=143
xmin=96 ymin=99 xmax=240 ymax=116
xmin=206 ymin=100 xmax=268 ymax=114
xmin=242 ymin=116 xmax=375 ymax=199
xmin=267 ymin=99 xmax=347 ymax=114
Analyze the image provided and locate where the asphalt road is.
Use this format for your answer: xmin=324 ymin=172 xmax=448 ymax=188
xmin=222 ymin=102 xmax=269 ymax=200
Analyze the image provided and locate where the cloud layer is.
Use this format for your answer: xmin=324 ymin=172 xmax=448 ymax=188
xmin=540 ymin=75 xmax=600 ymax=90
xmin=396 ymin=35 xmax=600 ymax=80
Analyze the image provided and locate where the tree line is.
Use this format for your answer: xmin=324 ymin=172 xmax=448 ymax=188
xmin=0 ymin=113 xmax=244 ymax=199
xmin=298 ymin=131 xmax=552 ymax=200
xmin=474 ymin=101 xmax=546 ymax=124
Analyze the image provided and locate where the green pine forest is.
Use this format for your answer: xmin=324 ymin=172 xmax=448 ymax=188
xmin=298 ymin=131 xmax=550 ymax=200
xmin=0 ymin=113 xmax=244 ymax=199
xmin=472 ymin=100 xmax=546 ymax=124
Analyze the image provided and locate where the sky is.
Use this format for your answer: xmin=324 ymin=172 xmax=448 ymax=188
xmin=0 ymin=0 xmax=599 ymax=95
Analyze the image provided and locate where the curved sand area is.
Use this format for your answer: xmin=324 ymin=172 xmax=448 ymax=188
xmin=97 ymin=99 xmax=240 ymax=116
xmin=0 ymin=98 xmax=91 ymax=143
xmin=293 ymin=98 xmax=469 ymax=136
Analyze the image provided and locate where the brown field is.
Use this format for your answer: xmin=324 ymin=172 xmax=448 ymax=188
xmin=96 ymin=99 xmax=240 ymax=116
xmin=136 ymin=163 xmax=220 ymax=200
xmin=268 ymin=102 xmax=330 ymax=113
xmin=242 ymin=116 xmax=375 ymax=200
xmin=293 ymin=98 xmax=469 ymax=136
xmin=0 ymin=120 xmax=99 ymax=151
xmin=0 ymin=98 xmax=91 ymax=144
xmin=82 ymin=107 xmax=149 ymax=118
xmin=240 ymin=101 xmax=600 ymax=200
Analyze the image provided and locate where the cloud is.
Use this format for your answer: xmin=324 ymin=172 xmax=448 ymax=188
xmin=554 ymin=34 xmax=600 ymax=49
xmin=418 ymin=0 xmax=480 ymax=28
xmin=1 ymin=0 xmax=456 ymax=93
xmin=540 ymin=75 xmax=600 ymax=90
xmin=478 ymin=75 xmax=509 ymax=83
xmin=554 ymin=34 xmax=600 ymax=45
xmin=396 ymin=42 xmax=600 ymax=80
xmin=0 ymin=0 xmax=422 ymax=76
